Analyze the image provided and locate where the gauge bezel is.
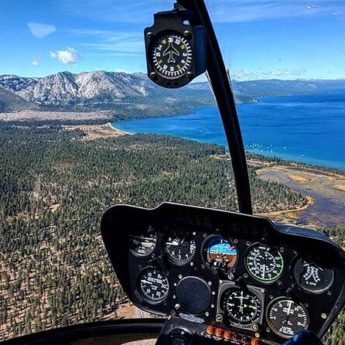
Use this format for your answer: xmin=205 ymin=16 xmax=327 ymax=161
xmin=201 ymin=235 xmax=239 ymax=272
xmin=137 ymin=266 xmax=170 ymax=304
xmin=292 ymin=257 xmax=335 ymax=294
xmin=129 ymin=226 xmax=158 ymax=257
xmin=266 ymin=297 xmax=309 ymax=339
xmin=164 ymin=230 xmax=197 ymax=266
xmin=245 ymin=242 xmax=284 ymax=284
xmin=217 ymin=281 xmax=264 ymax=330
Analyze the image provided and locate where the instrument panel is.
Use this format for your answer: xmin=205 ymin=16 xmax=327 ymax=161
xmin=101 ymin=203 xmax=345 ymax=345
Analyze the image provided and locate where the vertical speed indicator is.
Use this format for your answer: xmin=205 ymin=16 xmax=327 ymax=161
xmin=151 ymin=32 xmax=193 ymax=80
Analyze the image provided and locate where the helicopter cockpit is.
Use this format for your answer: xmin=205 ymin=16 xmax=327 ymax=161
xmin=101 ymin=1 xmax=345 ymax=345
xmin=2 ymin=1 xmax=345 ymax=345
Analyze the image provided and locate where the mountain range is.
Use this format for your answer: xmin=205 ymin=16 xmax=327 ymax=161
xmin=0 ymin=71 xmax=214 ymax=114
xmin=1 ymin=71 xmax=345 ymax=115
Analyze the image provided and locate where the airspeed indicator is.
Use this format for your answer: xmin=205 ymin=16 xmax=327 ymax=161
xmin=246 ymin=244 xmax=284 ymax=283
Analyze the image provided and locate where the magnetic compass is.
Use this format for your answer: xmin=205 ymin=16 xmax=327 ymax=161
xmin=152 ymin=32 xmax=193 ymax=80
xmin=145 ymin=12 xmax=206 ymax=88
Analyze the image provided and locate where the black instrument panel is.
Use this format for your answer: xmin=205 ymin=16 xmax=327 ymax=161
xmin=101 ymin=203 xmax=345 ymax=345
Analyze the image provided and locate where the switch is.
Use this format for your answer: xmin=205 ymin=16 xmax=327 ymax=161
xmin=206 ymin=325 xmax=214 ymax=335
xmin=251 ymin=338 xmax=260 ymax=345
xmin=223 ymin=330 xmax=232 ymax=341
xmin=215 ymin=328 xmax=223 ymax=337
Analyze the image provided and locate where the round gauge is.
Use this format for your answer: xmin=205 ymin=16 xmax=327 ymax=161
xmin=151 ymin=32 xmax=192 ymax=80
xmin=293 ymin=258 xmax=334 ymax=293
xmin=246 ymin=244 xmax=284 ymax=283
xmin=220 ymin=287 xmax=261 ymax=325
xmin=129 ymin=226 xmax=157 ymax=257
xmin=204 ymin=236 xmax=238 ymax=271
xmin=164 ymin=231 xmax=196 ymax=265
xmin=138 ymin=267 xmax=169 ymax=302
xmin=267 ymin=298 xmax=309 ymax=339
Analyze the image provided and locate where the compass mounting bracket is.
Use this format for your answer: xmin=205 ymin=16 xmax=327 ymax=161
xmin=144 ymin=9 xmax=206 ymax=88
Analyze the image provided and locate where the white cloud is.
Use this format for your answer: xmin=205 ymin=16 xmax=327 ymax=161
xmin=232 ymin=68 xmax=308 ymax=80
xmin=205 ymin=0 xmax=345 ymax=22
xmin=68 ymin=29 xmax=144 ymax=55
xmin=28 ymin=22 xmax=56 ymax=39
xmin=50 ymin=47 xmax=80 ymax=64
xmin=32 ymin=58 xmax=40 ymax=66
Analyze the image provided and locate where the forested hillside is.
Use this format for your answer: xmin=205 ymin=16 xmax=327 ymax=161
xmin=0 ymin=125 xmax=343 ymax=341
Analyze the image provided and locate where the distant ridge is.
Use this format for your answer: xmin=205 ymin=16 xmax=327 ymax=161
xmin=0 ymin=71 xmax=214 ymax=112
xmin=1 ymin=71 xmax=345 ymax=114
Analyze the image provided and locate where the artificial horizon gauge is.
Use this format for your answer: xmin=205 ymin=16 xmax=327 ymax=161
xmin=138 ymin=267 xmax=169 ymax=303
xmin=246 ymin=243 xmax=284 ymax=283
xmin=129 ymin=226 xmax=157 ymax=256
xmin=293 ymin=258 xmax=334 ymax=293
xmin=164 ymin=231 xmax=196 ymax=265
xmin=151 ymin=32 xmax=193 ymax=80
xmin=203 ymin=236 xmax=238 ymax=271
xmin=220 ymin=287 xmax=262 ymax=325
xmin=267 ymin=298 xmax=309 ymax=339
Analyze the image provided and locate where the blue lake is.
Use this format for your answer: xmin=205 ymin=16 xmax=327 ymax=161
xmin=115 ymin=92 xmax=345 ymax=170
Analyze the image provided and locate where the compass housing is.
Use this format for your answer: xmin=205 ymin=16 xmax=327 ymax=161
xmin=145 ymin=11 xmax=206 ymax=88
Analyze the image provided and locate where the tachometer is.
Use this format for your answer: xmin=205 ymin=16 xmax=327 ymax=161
xmin=267 ymin=298 xmax=309 ymax=339
xmin=246 ymin=244 xmax=284 ymax=283
xmin=164 ymin=231 xmax=196 ymax=265
xmin=203 ymin=236 xmax=238 ymax=271
xmin=138 ymin=267 xmax=169 ymax=303
xmin=220 ymin=287 xmax=261 ymax=325
xmin=293 ymin=258 xmax=334 ymax=293
xmin=129 ymin=225 xmax=157 ymax=257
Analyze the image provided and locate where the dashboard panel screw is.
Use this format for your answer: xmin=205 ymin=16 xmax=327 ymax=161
xmin=246 ymin=241 xmax=251 ymax=246
xmin=321 ymin=313 xmax=327 ymax=319
xmin=175 ymin=304 xmax=181 ymax=310
xmin=190 ymin=262 xmax=194 ymax=267
xmin=192 ymin=232 xmax=196 ymax=236
xmin=216 ymin=314 xmax=223 ymax=322
xmin=150 ymin=72 xmax=156 ymax=79
xmin=252 ymin=323 xmax=259 ymax=331
xmin=184 ymin=30 xmax=190 ymax=37
xmin=146 ymin=31 xmax=153 ymax=38
xmin=208 ymin=281 xmax=212 ymax=286
xmin=178 ymin=274 xmax=183 ymax=279
xmin=243 ymin=273 xmax=249 ymax=279
xmin=234 ymin=239 xmax=239 ymax=244
xmin=266 ymin=327 xmax=271 ymax=333
xmin=212 ymin=291 xmax=216 ymax=295
xmin=280 ymin=247 xmax=284 ymax=253
xmin=205 ymin=312 xmax=209 ymax=317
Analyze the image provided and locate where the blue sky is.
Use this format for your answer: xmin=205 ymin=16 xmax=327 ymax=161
xmin=0 ymin=0 xmax=344 ymax=80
